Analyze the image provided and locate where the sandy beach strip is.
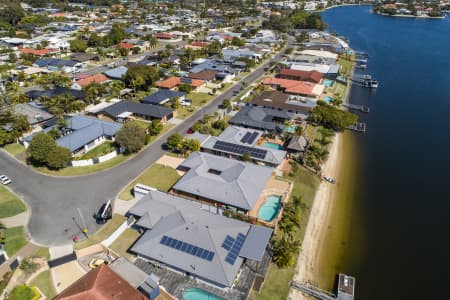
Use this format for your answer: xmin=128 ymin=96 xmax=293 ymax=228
xmin=289 ymin=133 xmax=342 ymax=300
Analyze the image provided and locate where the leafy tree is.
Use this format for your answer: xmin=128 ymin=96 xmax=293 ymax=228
xmin=272 ymin=234 xmax=301 ymax=268
xmin=70 ymin=38 xmax=88 ymax=53
xmin=106 ymin=24 xmax=126 ymax=45
xmin=27 ymin=132 xmax=56 ymax=164
xmin=231 ymin=37 xmax=245 ymax=46
xmin=148 ymin=120 xmax=163 ymax=136
xmin=212 ymin=119 xmax=227 ymax=130
xmin=0 ymin=0 xmax=24 ymax=26
xmin=83 ymin=82 xmax=106 ymax=104
xmin=47 ymin=128 xmax=61 ymax=139
xmin=166 ymin=132 xmax=183 ymax=152
xmin=221 ymin=99 xmax=231 ymax=109
xmin=178 ymin=83 xmax=192 ymax=93
xmin=124 ymin=65 xmax=159 ymax=91
xmin=8 ymin=52 xmax=17 ymax=63
xmin=115 ymin=121 xmax=146 ymax=153
xmin=46 ymin=146 xmax=72 ymax=169
xmin=309 ymin=102 xmax=358 ymax=130
xmin=118 ymin=46 xmax=129 ymax=57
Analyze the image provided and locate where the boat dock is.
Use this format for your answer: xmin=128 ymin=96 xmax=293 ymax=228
xmin=290 ymin=274 xmax=355 ymax=300
xmin=347 ymin=122 xmax=366 ymax=132
xmin=342 ymin=103 xmax=370 ymax=113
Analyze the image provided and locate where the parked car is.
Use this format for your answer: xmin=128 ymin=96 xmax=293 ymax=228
xmin=94 ymin=201 xmax=112 ymax=224
xmin=0 ymin=175 xmax=11 ymax=185
xmin=88 ymin=258 xmax=109 ymax=269
xmin=323 ymin=176 xmax=336 ymax=184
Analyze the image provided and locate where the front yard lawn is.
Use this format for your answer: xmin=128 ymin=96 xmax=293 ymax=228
xmin=29 ymin=270 xmax=55 ymax=299
xmin=73 ymin=214 xmax=126 ymax=250
xmin=77 ymin=142 xmax=116 ymax=160
xmin=118 ymin=163 xmax=180 ymax=200
xmin=3 ymin=143 xmax=26 ymax=156
xmin=0 ymin=186 xmax=26 ymax=219
xmin=177 ymin=92 xmax=215 ymax=120
xmin=3 ymin=226 xmax=27 ymax=256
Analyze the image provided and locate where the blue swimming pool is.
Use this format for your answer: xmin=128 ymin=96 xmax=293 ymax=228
xmin=258 ymin=195 xmax=282 ymax=222
xmin=183 ymin=288 xmax=224 ymax=300
xmin=323 ymin=79 xmax=334 ymax=87
xmin=263 ymin=142 xmax=283 ymax=150
xmin=284 ymin=125 xmax=298 ymax=133
xmin=324 ymin=96 xmax=333 ymax=103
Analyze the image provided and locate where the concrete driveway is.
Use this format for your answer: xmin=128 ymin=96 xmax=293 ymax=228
xmin=0 ymin=39 xmax=291 ymax=246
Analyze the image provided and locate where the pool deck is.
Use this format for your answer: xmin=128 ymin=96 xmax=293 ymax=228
xmin=248 ymin=176 xmax=293 ymax=227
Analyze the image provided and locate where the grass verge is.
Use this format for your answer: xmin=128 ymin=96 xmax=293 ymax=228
xmin=252 ymin=164 xmax=320 ymax=300
xmin=110 ymin=228 xmax=140 ymax=261
xmin=3 ymin=226 xmax=27 ymax=257
xmin=73 ymin=214 xmax=126 ymax=250
xmin=77 ymin=142 xmax=116 ymax=160
xmin=32 ymin=247 xmax=50 ymax=260
xmin=3 ymin=143 xmax=25 ymax=156
xmin=118 ymin=163 xmax=180 ymax=200
xmin=29 ymin=270 xmax=55 ymax=299
xmin=0 ymin=185 xmax=26 ymax=218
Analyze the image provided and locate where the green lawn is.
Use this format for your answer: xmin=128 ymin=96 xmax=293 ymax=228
xmin=110 ymin=228 xmax=140 ymax=261
xmin=177 ymin=92 xmax=214 ymax=120
xmin=77 ymin=142 xmax=116 ymax=160
xmin=3 ymin=226 xmax=27 ymax=257
xmin=3 ymin=143 xmax=25 ymax=156
xmin=252 ymin=165 xmax=320 ymax=300
xmin=146 ymin=124 xmax=175 ymax=144
xmin=0 ymin=185 xmax=26 ymax=219
xmin=32 ymin=247 xmax=50 ymax=260
xmin=118 ymin=164 xmax=180 ymax=200
xmin=338 ymin=57 xmax=353 ymax=77
xmin=74 ymin=214 xmax=126 ymax=250
xmin=37 ymin=154 xmax=129 ymax=176
xmin=29 ymin=270 xmax=55 ymax=299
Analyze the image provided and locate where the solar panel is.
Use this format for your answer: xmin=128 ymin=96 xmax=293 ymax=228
xmin=213 ymin=141 xmax=267 ymax=160
xmin=160 ymin=236 xmax=215 ymax=262
xmin=240 ymin=132 xmax=251 ymax=144
xmin=247 ymin=132 xmax=258 ymax=144
xmin=224 ymin=233 xmax=247 ymax=265
xmin=222 ymin=236 xmax=235 ymax=250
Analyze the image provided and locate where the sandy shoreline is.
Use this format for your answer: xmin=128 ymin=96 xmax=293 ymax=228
xmin=289 ymin=133 xmax=342 ymax=299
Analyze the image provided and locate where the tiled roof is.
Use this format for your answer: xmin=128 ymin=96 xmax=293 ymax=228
xmin=263 ymin=77 xmax=323 ymax=96
xmin=75 ymin=73 xmax=109 ymax=87
xmin=20 ymin=47 xmax=59 ymax=56
xmin=279 ymin=69 xmax=323 ymax=83
xmin=54 ymin=265 xmax=146 ymax=300
xmin=156 ymin=76 xmax=205 ymax=89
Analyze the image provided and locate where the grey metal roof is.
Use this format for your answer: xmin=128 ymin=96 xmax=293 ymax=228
xmin=287 ymin=135 xmax=308 ymax=152
xmin=229 ymin=106 xmax=292 ymax=132
xmin=239 ymin=224 xmax=272 ymax=261
xmin=141 ymin=89 xmax=185 ymax=105
xmin=34 ymin=58 xmax=78 ymax=68
xmin=129 ymin=190 xmax=272 ymax=288
xmin=200 ymin=126 xmax=286 ymax=166
xmin=13 ymin=103 xmax=54 ymax=125
xmin=102 ymin=101 xmax=173 ymax=119
xmin=110 ymin=257 xmax=149 ymax=288
xmin=103 ymin=66 xmax=128 ymax=79
xmin=56 ymin=116 xmax=122 ymax=152
xmin=173 ymin=152 xmax=273 ymax=210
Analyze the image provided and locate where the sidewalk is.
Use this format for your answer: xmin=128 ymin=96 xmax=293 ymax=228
xmin=0 ymin=211 xmax=29 ymax=228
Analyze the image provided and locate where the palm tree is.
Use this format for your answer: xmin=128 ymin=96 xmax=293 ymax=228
xmin=272 ymin=234 xmax=301 ymax=268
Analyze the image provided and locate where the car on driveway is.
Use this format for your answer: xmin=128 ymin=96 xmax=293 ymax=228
xmin=0 ymin=175 xmax=11 ymax=185
xmin=88 ymin=258 xmax=109 ymax=269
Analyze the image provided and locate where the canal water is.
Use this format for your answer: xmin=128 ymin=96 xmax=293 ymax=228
xmin=319 ymin=6 xmax=450 ymax=300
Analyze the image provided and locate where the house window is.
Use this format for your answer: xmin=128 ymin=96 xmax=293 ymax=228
xmin=207 ymin=168 xmax=222 ymax=175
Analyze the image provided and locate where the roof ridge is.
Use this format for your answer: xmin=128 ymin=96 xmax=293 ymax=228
xmin=205 ymin=227 xmax=233 ymax=285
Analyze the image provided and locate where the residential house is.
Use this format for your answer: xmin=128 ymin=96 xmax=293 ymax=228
xmin=72 ymin=73 xmax=109 ymax=90
xmin=24 ymin=116 xmax=122 ymax=155
xmin=10 ymin=66 xmax=52 ymax=79
xmin=26 ymin=87 xmax=85 ymax=101
xmin=189 ymin=60 xmax=238 ymax=82
xmin=249 ymin=91 xmax=313 ymax=118
xmin=100 ymin=100 xmax=174 ymax=123
xmin=187 ymin=70 xmax=217 ymax=82
xmin=278 ymin=69 xmax=323 ymax=84
xmin=70 ymin=53 xmax=100 ymax=63
xmin=13 ymin=103 xmax=54 ymax=127
xmin=289 ymin=63 xmax=340 ymax=79
xmin=54 ymin=265 xmax=147 ymax=300
xmin=286 ymin=135 xmax=308 ymax=158
xmin=262 ymin=78 xmax=325 ymax=98
xmin=185 ymin=41 xmax=209 ymax=50
xmin=172 ymin=151 xmax=274 ymax=213
xmin=103 ymin=66 xmax=128 ymax=80
xmin=156 ymin=76 xmax=205 ymax=91
xmin=141 ymin=89 xmax=185 ymax=105
xmin=128 ymin=190 xmax=273 ymax=288
xmin=229 ymin=106 xmax=292 ymax=133
xmin=192 ymin=126 xmax=286 ymax=167
xmin=33 ymin=58 xmax=83 ymax=73
xmin=19 ymin=47 xmax=60 ymax=58
xmin=222 ymin=47 xmax=262 ymax=64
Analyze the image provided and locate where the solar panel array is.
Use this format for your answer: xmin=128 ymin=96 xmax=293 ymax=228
xmin=214 ymin=141 xmax=267 ymax=159
xmin=160 ymin=235 xmax=215 ymax=261
xmin=224 ymin=233 xmax=246 ymax=265
xmin=240 ymin=132 xmax=259 ymax=144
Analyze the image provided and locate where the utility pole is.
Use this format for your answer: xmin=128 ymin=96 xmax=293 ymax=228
xmin=77 ymin=208 xmax=88 ymax=237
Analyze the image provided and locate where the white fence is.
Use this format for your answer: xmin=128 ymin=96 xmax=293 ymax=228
xmin=70 ymin=150 xmax=117 ymax=167
xmin=101 ymin=220 xmax=129 ymax=247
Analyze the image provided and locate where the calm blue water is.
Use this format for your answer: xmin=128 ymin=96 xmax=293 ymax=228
xmin=258 ymin=195 xmax=282 ymax=221
xmin=322 ymin=6 xmax=450 ymax=299
xmin=182 ymin=288 xmax=224 ymax=300
xmin=262 ymin=141 xmax=283 ymax=150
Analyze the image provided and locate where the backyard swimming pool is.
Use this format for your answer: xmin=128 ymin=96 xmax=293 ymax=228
xmin=183 ymin=288 xmax=224 ymax=300
xmin=324 ymin=96 xmax=333 ymax=103
xmin=262 ymin=142 xmax=283 ymax=150
xmin=258 ymin=195 xmax=282 ymax=222
xmin=323 ymin=79 xmax=335 ymax=87
xmin=284 ymin=125 xmax=298 ymax=133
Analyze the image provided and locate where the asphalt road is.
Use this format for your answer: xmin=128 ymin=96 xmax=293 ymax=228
xmin=0 ymin=41 xmax=289 ymax=246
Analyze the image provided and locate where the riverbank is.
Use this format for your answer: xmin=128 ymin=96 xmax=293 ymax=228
xmin=289 ymin=132 xmax=342 ymax=299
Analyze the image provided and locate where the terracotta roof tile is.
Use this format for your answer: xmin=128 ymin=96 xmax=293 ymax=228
xmin=76 ymin=73 xmax=109 ymax=87
xmin=156 ymin=76 xmax=205 ymax=89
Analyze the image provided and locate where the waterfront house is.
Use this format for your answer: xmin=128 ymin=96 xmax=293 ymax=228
xmin=262 ymin=78 xmax=324 ymax=98
xmin=128 ymin=190 xmax=273 ymax=288
xmin=249 ymin=91 xmax=314 ymax=118
xmin=278 ymin=69 xmax=323 ymax=84
xmin=229 ymin=106 xmax=292 ymax=133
